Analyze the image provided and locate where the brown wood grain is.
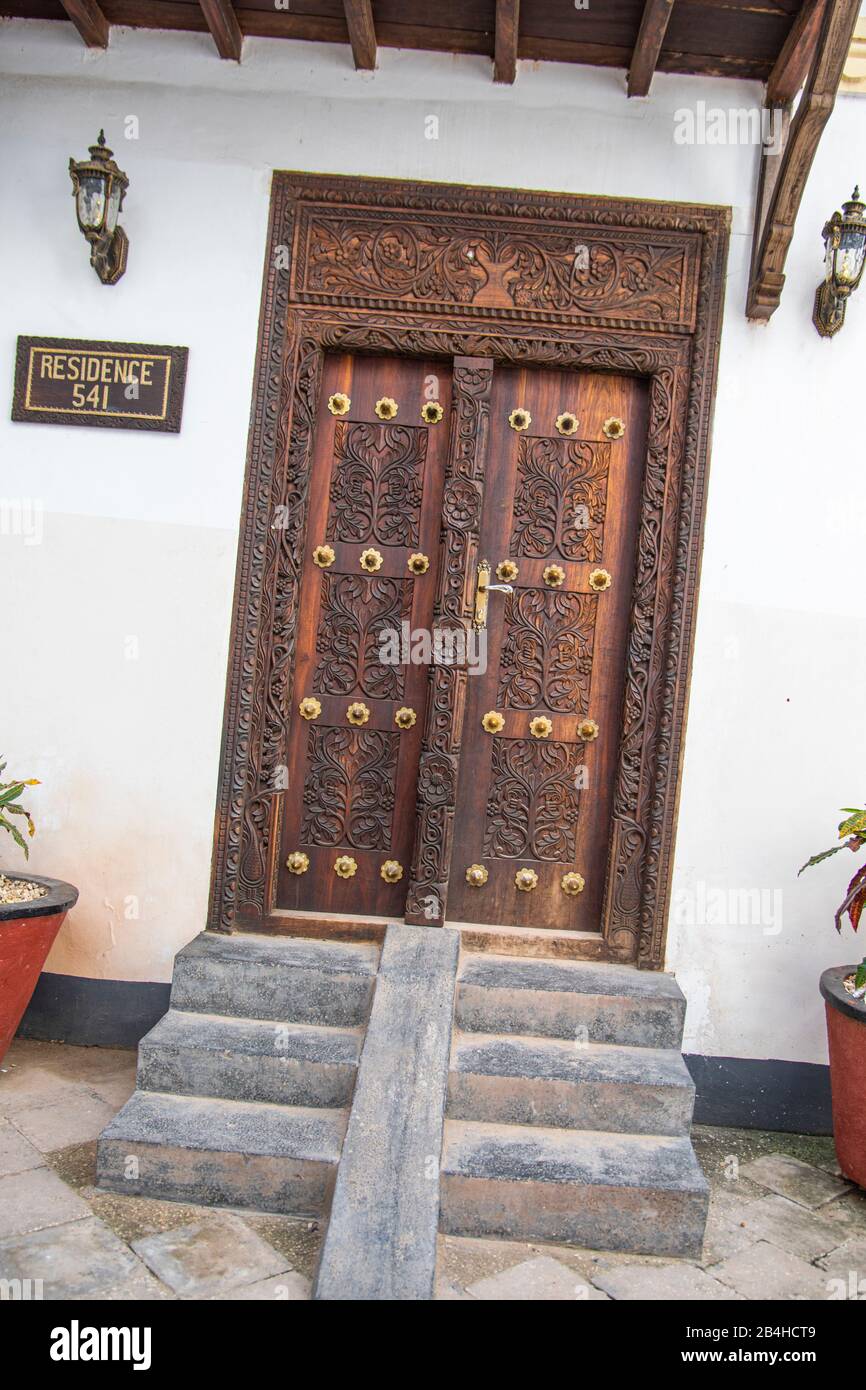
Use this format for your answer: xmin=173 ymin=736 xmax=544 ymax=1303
xmin=494 ymin=0 xmax=519 ymax=83
xmin=343 ymin=0 xmax=376 ymax=69
xmin=277 ymin=353 xmax=451 ymax=917
xmin=765 ymin=0 xmax=825 ymax=102
xmin=60 ymin=0 xmax=109 ymax=45
xmin=1 ymin=0 xmax=805 ymax=82
xmin=747 ymin=0 xmax=860 ymax=321
xmin=628 ymin=0 xmax=675 ymax=96
xmin=446 ymin=366 xmax=649 ymax=934
xmin=199 ymin=0 xmax=242 ymax=59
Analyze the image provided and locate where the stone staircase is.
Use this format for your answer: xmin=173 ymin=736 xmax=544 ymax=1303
xmin=97 ymin=931 xmax=380 ymax=1217
xmin=439 ymin=951 xmax=709 ymax=1258
xmin=97 ymin=929 xmax=708 ymax=1272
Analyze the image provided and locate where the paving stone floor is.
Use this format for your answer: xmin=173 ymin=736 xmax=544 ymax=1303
xmin=1 ymin=1038 xmax=864 ymax=1301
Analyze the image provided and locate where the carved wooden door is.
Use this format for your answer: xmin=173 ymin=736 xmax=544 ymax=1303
xmin=277 ymin=353 xmax=451 ymax=916
xmin=445 ymin=364 xmax=648 ymax=933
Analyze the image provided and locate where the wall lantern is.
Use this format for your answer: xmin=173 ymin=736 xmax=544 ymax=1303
xmin=813 ymin=186 xmax=866 ymax=338
xmin=68 ymin=130 xmax=129 ymax=285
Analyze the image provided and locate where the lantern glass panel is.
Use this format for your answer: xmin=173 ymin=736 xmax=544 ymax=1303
xmin=77 ymin=174 xmax=106 ymax=231
xmin=835 ymin=226 xmax=866 ymax=289
xmin=105 ymin=180 xmax=122 ymax=234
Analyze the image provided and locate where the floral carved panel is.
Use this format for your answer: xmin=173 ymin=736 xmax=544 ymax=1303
xmin=300 ymin=726 xmax=397 ymax=850
xmin=327 ymin=421 xmax=427 ymax=547
xmin=497 ymin=589 xmax=597 ymax=714
xmin=511 ymin=436 xmax=610 ymax=564
xmin=483 ymin=739 xmax=582 ymax=863
xmin=312 ymin=573 xmax=412 ymax=700
xmin=294 ymin=203 xmax=701 ymax=331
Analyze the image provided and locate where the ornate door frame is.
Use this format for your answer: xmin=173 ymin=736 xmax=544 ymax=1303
xmin=208 ymin=173 xmax=729 ymax=969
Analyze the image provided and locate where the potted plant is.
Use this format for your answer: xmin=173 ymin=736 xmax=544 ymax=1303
xmin=0 ymin=759 xmax=78 ymax=1066
xmin=800 ymin=806 xmax=866 ymax=1187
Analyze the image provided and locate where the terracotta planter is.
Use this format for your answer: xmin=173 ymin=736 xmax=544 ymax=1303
xmin=0 ymin=874 xmax=79 ymax=1067
xmin=821 ymin=965 xmax=866 ymax=1189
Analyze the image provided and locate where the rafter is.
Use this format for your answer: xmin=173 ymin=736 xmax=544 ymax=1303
xmin=199 ymin=0 xmax=243 ymax=61
xmin=494 ymin=0 xmax=520 ymax=85
xmin=59 ymin=0 xmax=109 ymax=48
xmin=766 ymin=0 xmax=826 ymax=104
xmin=628 ymin=0 xmax=675 ymax=97
xmin=747 ymin=0 xmax=861 ymax=322
xmin=343 ymin=0 xmax=377 ymax=71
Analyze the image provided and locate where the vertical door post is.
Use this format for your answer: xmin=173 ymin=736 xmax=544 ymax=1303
xmin=404 ymin=356 xmax=494 ymax=926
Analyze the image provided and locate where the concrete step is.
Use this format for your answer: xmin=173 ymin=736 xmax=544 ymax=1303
xmin=448 ymin=1031 xmax=695 ymax=1136
xmin=455 ymin=952 xmax=686 ymax=1048
xmin=138 ymin=1010 xmax=363 ymax=1109
xmin=439 ymin=1118 xmax=708 ymax=1257
xmin=170 ymin=931 xmax=380 ymax=1028
xmin=97 ymin=1090 xmax=346 ymax=1216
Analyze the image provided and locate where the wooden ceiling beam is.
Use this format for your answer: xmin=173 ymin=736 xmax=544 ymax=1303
xmin=199 ymin=0 xmax=243 ymax=61
xmin=746 ymin=0 xmax=861 ymax=322
xmin=343 ymin=0 xmax=377 ymax=70
xmin=628 ymin=0 xmax=675 ymax=97
xmin=766 ymin=0 xmax=826 ymax=103
xmin=494 ymin=0 xmax=520 ymax=84
xmin=59 ymin=0 xmax=109 ymax=48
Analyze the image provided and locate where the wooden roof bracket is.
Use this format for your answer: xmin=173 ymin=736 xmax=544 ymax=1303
xmin=746 ymin=0 xmax=860 ymax=322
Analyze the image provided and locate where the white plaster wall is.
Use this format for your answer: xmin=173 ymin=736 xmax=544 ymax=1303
xmin=1 ymin=20 xmax=865 ymax=1062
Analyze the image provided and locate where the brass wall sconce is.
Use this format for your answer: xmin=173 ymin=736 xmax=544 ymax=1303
xmin=813 ymin=187 xmax=866 ymax=338
xmin=68 ymin=131 xmax=129 ymax=285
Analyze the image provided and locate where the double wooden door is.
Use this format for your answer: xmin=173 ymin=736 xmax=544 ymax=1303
xmin=278 ymin=351 xmax=647 ymax=934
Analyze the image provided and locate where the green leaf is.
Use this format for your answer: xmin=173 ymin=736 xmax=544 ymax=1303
xmin=838 ymin=810 xmax=866 ymax=839
xmin=1 ymin=820 xmax=29 ymax=858
xmin=855 ymin=959 xmax=866 ymax=991
xmin=0 ymin=783 xmax=26 ymax=807
xmin=798 ymin=846 xmax=844 ymax=874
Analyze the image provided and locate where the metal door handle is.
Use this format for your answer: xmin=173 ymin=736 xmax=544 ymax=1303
xmin=473 ymin=560 xmax=514 ymax=630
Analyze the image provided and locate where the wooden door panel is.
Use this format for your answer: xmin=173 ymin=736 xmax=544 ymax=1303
xmin=277 ymin=353 xmax=451 ymax=916
xmin=446 ymin=364 xmax=649 ymax=932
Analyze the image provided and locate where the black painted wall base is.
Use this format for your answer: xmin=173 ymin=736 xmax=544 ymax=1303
xmin=684 ymin=1054 xmax=831 ymax=1136
xmin=18 ymin=972 xmax=170 ymax=1050
xmin=15 ymin=972 xmax=833 ymax=1135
